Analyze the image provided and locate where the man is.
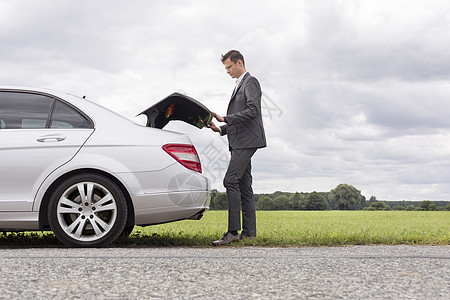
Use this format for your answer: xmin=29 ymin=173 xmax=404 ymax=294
xmin=209 ymin=50 xmax=267 ymax=245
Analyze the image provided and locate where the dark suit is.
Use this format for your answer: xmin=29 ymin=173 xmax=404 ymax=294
xmin=220 ymin=72 xmax=266 ymax=236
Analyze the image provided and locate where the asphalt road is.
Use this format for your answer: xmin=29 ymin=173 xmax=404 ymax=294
xmin=0 ymin=246 xmax=448 ymax=299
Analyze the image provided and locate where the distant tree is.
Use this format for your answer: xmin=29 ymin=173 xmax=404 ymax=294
xmin=305 ymin=192 xmax=329 ymax=210
xmin=359 ymin=195 xmax=367 ymax=209
xmin=327 ymin=193 xmax=336 ymax=210
xmin=211 ymin=189 xmax=218 ymax=199
xmin=365 ymin=201 xmax=391 ymax=211
xmin=290 ymin=192 xmax=306 ymax=210
xmin=392 ymin=205 xmax=406 ymax=211
xmin=256 ymin=196 xmax=274 ymax=210
xmin=429 ymin=201 xmax=450 ymax=208
xmin=329 ymin=184 xmax=362 ymax=210
xmin=446 ymin=204 xmax=450 ymax=211
xmin=210 ymin=192 xmax=228 ymax=210
xmin=272 ymin=191 xmax=285 ymax=198
xmin=418 ymin=201 xmax=437 ymax=211
xmin=272 ymin=195 xmax=290 ymax=210
xmin=406 ymin=204 xmax=416 ymax=211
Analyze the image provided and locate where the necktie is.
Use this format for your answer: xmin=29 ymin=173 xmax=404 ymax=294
xmin=232 ymin=80 xmax=239 ymax=95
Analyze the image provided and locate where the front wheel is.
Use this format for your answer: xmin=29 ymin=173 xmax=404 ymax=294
xmin=48 ymin=173 xmax=127 ymax=247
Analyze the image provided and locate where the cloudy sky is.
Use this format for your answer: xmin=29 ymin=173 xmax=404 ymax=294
xmin=1 ymin=0 xmax=450 ymax=201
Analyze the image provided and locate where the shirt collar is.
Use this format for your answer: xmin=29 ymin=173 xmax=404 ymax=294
xmin=235 ymin=71 xmax=248 ymax=86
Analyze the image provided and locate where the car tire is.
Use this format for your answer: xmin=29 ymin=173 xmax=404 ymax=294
xmin=48 ymin=173 xmax=127 ymax=247
xmin=121 ymin=225 xmax=135 ymax=237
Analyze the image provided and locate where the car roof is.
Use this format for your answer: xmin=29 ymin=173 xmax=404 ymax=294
xmin=0 ymin=86 xmax=137 ymax=129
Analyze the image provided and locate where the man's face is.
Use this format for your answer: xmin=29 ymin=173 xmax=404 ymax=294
xmin=223 ymin=58 xmax=244 ymax=79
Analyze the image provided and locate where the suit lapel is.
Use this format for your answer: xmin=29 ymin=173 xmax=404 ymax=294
xmin=231 ymin=73 xmax=250 ymax=100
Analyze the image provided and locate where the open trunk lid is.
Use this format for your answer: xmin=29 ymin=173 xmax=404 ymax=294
xmin=138 ymin=92 xmax=212 ymax=129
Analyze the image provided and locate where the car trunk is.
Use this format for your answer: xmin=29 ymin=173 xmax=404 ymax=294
xmin=139 ymin=92 xmax=212 ymax=129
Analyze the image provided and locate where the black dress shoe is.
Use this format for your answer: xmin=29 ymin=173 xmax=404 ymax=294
xmin=212 ymin=232 xmax=240 ymax=245
xmin=239 ymin=233 xmax=255 ymax=240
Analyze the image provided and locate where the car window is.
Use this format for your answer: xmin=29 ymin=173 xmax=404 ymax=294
xmin=0 ymin=91 xmax=93 ymax=129
xmin=0 ymin=92 xmax=52 ymax=129
xmin=51 ymin=100 xmax=92 ymax=129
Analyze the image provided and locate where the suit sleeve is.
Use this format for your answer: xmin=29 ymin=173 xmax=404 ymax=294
xmin=220 ymin=124 xmax=228 ymax=136
xmin=226 ymin=77 xmax=262 ymax=125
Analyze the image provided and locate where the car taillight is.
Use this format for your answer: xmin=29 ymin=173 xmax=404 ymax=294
xmin=162 ymin=144 xmax=202 ymax=173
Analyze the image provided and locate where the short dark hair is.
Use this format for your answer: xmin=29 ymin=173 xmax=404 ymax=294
xmin=221 ymin=50 xmax=245 ymax=66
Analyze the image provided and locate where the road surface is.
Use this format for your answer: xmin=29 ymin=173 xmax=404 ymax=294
xmin=0 ymin=246 xmax=448 ymax=299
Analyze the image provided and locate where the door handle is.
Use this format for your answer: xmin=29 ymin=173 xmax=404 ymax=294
xmin=36 ymin=135 xmax=66 ymax=142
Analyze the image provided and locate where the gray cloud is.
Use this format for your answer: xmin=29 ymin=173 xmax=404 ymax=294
xmin=1 ymin=0 xmax=449 ymax=200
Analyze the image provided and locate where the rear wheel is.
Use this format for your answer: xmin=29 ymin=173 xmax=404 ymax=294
xmin=48 ymin=173 xmax=127 ymax=247
xmin=121 ymin=225 xmax=135 ymax=237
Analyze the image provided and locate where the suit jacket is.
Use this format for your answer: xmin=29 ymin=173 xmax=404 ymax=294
xmin=220 ymin=73 xmax=267 ymax=150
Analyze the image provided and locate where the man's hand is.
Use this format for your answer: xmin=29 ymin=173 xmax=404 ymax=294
xmin=208 ymin=121 xmax=220 ymax=133
xmin=212 ymin=111 xmax=225 ymax=123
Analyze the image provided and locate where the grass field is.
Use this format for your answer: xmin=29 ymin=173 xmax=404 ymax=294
xmin=1 ymin=211 xmax=448 ymax=247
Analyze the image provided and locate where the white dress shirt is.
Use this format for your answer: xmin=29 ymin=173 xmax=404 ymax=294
xmin=219 ymin=72 xmax=248 ymax=135
xmin=233 ymin=71 xmax=248 ymax=94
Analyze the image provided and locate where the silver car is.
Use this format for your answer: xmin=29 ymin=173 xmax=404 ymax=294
xmin=0 ymin=87 xmax=212 ymax=247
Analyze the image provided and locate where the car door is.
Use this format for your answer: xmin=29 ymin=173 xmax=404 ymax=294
xmin=0 ymin=91 xmax=94 ymax=211
xmin=139 ymin=92 xmax=212 ymax=129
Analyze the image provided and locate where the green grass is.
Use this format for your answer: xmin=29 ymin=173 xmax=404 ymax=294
xmin=1 ymin=211 xmax=449 ymax=247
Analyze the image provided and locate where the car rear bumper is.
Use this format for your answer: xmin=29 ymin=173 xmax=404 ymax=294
xmin=118 ymin=165 xmax=211 ymax=225
xmin=133 ymin=189 xmax=211 ymax=225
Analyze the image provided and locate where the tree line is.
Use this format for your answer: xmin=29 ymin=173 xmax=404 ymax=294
xmin=209 ymin=183 xmax=450 ymax=211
